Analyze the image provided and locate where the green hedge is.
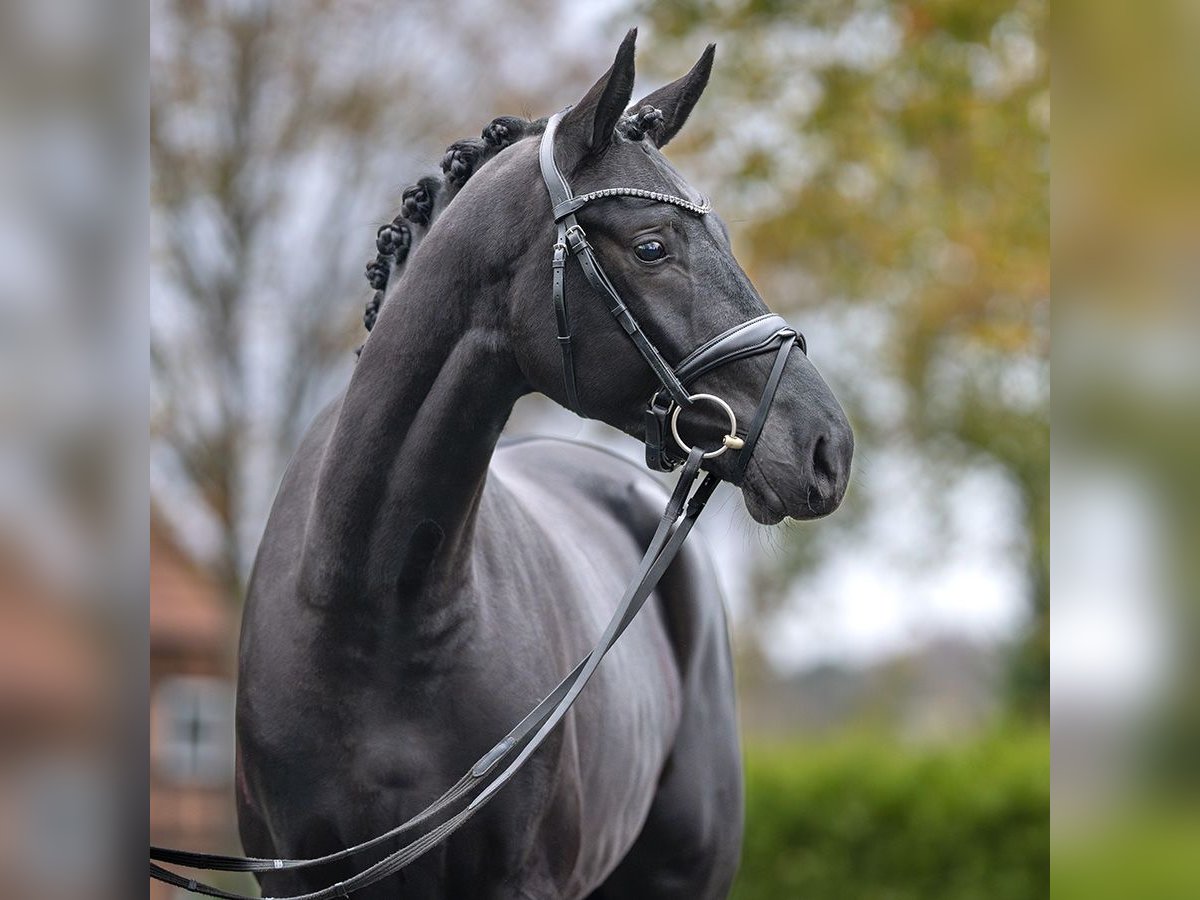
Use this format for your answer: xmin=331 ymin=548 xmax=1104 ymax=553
xmin=733 ymin=732 xmax=1049 ymax=900
xmin=1052 ymin=812 xmax=1200 ymax=900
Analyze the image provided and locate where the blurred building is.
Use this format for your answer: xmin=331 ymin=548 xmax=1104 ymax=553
xmin=0 ymin=540 xmax=114 ymax=900
xmin=0 ymin=547 xmax=101 ymax=897
xmin=149 ymin=509 xmax=238 ymax=900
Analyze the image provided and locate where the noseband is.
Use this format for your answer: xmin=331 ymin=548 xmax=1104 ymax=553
xmin=539 ymin=109 xmax=803 ymax=482
xmin=150 ymin=109 xmax=809 ymax=900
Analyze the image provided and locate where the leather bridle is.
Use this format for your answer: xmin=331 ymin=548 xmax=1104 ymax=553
xmin=150 ymin=108 xmax=805 ymax=900
xmin=539 ymin=109 xmax=803 ymax=481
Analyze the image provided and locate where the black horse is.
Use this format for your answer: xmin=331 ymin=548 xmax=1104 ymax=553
xmin=235 ymin=32 xmax=852 ymax=900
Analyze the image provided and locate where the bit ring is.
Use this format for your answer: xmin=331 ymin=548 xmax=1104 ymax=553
xmin=670 ymin=394 xmax=742 ymax=459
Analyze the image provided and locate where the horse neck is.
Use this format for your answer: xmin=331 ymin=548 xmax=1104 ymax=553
xmin=298 ymin=246 xmax=524 ymax=627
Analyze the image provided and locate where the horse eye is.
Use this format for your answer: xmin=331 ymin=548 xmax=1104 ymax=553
xmin=634 ymin=240 xmax=667 ymax=263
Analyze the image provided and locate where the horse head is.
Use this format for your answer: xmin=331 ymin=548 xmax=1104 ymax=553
xmin=366 ymin=30 xmax=853 ymax=524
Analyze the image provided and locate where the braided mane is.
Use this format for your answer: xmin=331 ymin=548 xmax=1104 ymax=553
xmin=359 ymin=106 xmax=666 ymax=339
xmin=361 ymin=115 xmax=545 ymax=334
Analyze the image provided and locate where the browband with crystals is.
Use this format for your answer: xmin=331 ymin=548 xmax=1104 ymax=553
xmin=552 ymin=188 xmax=711 ymax=221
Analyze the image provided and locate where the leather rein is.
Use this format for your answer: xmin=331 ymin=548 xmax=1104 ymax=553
xmin=150 ymin=108 xmax=803 ymax=899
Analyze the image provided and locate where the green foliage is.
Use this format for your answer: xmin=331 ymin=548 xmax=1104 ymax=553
xmin=734 ymin=732 xmax=1048 ymax=899
xmin=1052 ymin=812 xmax=1200 ymax=900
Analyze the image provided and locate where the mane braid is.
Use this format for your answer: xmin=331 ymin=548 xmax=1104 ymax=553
xmin=358 ymin=115 xmax=546 ymax=340
xmin=618 ymin=105 xmax=664 ymax=142
xmin=357 ymin=108 xmax=656 ymax=343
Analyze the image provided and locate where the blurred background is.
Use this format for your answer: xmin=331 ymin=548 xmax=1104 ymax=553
xmin=2 ymin=0 xmax=1193 ymax=897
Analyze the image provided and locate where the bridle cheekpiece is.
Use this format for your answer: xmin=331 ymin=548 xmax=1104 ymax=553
xmin=538 ymin=108 xmax=804 ymax=483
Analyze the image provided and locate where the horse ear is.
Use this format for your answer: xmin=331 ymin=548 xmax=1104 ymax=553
xmin=629 ymin=43 xmax=715 ymax=148
xmin=558 ymin=29 xmax=637 ymax=166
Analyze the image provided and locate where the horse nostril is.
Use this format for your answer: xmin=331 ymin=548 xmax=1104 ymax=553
xmin=812 ymin=434 xmax=838 ymax=486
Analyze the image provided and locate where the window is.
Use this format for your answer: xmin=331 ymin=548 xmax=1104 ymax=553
xmin=154 ymin=676 xmax=235 ymax=786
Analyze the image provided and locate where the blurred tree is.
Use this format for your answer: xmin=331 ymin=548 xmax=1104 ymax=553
xmin=151 ymin=0 xmax=609 ymax=599
xmin=1055 ymin=0 xmax=1200 ymax=803
xmin=153 ymin=0 xmax=387 ymax=598
xmin=637 ymin=0 xmax=1048 ymax=714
